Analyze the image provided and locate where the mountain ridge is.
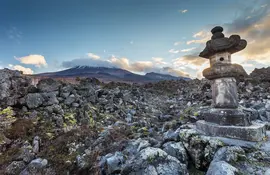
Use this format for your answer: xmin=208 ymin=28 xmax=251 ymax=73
xmin=34 ymin=66 xmax=190 ymax=83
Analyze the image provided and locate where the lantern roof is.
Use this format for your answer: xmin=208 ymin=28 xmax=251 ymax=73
xmin=199 ymin=26 xmax=247 ymax=59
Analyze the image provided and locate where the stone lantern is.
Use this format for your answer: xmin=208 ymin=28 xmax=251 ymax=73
xmin=196 ymin=26 xmax=266 ymax=141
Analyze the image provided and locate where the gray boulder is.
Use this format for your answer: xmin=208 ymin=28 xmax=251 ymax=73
xmin=162 ymin=141 xmax=188 ymax=165
xmin=64 ymin=94 xmax=76 ymax=106
xmin=25 ymin=93 xmax=44 ymax=109
xmin=104 ymin=152 xmax=125 ymax=174
xmin=20 ymin=158 xmax=48 ymax=175
xmin=206 ymin=161 xmax=239 ymax=175
xmin=5 ymin=161 xmax=26 ymax=175
xmin=210 ymin=147 xmax=270 ymax=175
xmin=37 ymin=78 xmax=61 ymax=92
xmin=179 ymin=129 xmax=224 ymax=170
xmin=212 ymin=146 xmax=246 ymax=163
xmin=16 ymin=141 xmax=35 ymax=163
xmin=121 ymin=147 xmax=188 ymax=175
xmin=41 ymin=92 xmax=59 ymax=106
xmin=0 ymin=69 xmax=31 ymax=106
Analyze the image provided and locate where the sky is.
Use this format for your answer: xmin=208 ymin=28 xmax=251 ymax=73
xmin=0 ymin=0 xmax=270 ymax=78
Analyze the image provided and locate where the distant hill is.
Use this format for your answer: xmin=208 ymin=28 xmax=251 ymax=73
xmin=145 ymin=72 xmax=190 ymax=81
xmin=34 ymin=66 xmax=190 ymax=83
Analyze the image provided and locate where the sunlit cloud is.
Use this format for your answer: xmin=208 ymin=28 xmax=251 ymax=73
xmin=187 ymin=31 xmax=211 ymax=45
xmin=224 ymin=3 xmax=270 ymax=65
xmin=10 ymin=65 xmax=34 ymax=74
xmin=152 ymin=57 xmax=168 ymax=65
xmin=87 ymin=53 xmax=100 ymax=60
xmin=109 ymin=56 xmax=153 ymax=72
xmin=184 ymin=2 xmax=270 ymax=79
xmin=181 ymin=47 xmax=196 ymax=52
xmin=15 ymin=55 xmax=47 ymax=67
xmin=193 ymin=31 xmax=208 ymax=38
xmin=173 ymin=54 xmax=208 ymax=70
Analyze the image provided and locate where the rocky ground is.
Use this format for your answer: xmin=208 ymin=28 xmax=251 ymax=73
xmin=0 ymin=67 xmax=270 ymax=175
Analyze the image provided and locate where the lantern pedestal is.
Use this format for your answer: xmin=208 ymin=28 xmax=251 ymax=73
xmin=196 ymin=120 xmax=266 ymax=142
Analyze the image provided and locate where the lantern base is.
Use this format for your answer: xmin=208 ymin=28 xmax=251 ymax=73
xmin=202 ymin=108 xmax=251 ymax=126
xmin=196 ymin=120 xmax=266 ymax=142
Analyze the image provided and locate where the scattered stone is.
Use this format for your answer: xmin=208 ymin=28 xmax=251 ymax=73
xmin=162 ymin=141 xmax=188 ymax=165
xmin=179 ymin=129 xmax=224 ymax=170
xmin=121 ymin=147 xmax=188 ymax=175
xmin=25 ymin=93 xmax=44 ymax=109
xmin=32 ymin=136 xmax=40 ymax=154
xmin=104 ymin=152 xmax=125 ymax=174
xmin=206 ymin=161 xmax=239 ymax=175
xmin=5 ymin=161 xmax=26 ymax=175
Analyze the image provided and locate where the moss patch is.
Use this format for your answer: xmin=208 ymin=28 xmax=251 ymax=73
xmin=5 ymin=118 xmax=34 ymax=140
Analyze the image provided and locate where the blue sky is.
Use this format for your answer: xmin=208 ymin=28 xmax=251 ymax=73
xmin=0 ymin=0 xmax=269 ymax=78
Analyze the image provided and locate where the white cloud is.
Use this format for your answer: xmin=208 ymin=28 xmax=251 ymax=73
xmin=11 ymin=65 xmax=34 ymax=74
xmin=15 ymin=55 xmax=47 ymax=67
xmin=162 ymin=67 xmax=190 ymax=77
xmin=179 ymin=9 xmax=188 ymax=13
xmin=130 ymin=40 xmax=134 ymax=44
xmin=186 ymin=39 xmax=207 ymax=45
xmin=152 ymin=57 xmax=168 ymax=65
xmin=181 ymin=47 xmax=196 ymax=52
xmin=87 ymin=53 xmax=100 ymax=60
xmin=109 ymin=56 xmax=154 ymax=72
xmin=193 ymin=31 xmax=208 ymax=38
xmin=187 ymin=31 xmax=211 ymax=45
xmin=174 ymin=41 xmax=182 ymax=46
xmin=169 ymin=49 xmax=179 ymax=54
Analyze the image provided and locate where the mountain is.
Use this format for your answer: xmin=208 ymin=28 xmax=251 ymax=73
xmin=35 ymin=66 xmax=189 ymax=83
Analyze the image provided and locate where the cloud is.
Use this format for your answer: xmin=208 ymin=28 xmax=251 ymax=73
xmin=181 ymin=47 xmax=196 ymax=52
xmin=162 ymin=67 xmax=190 ymax=77
xmin=62 ymin=58 xmax=112 ymax=68
xmin=15 ymin=55 xmax=47 ymax=67
xmin=130 ymin=40 xmax=134 ymax=44
xmin=187 ymin=31 xmax=211 ymax=45
xmin=87 ymin=53 xmax=100 ymax=60
xmin=169 ymin=49 xmax=179 ymax=54
xmin=185 ymin=1 xmax=270 ymax=78
xmin=174 ymin=41 xmax=182 ymax=46
xmin=109 ymin=56 xmax=154 ymax=72
xmin=193 ymin=31 xmax=209 ymax=38
xmin=152 ymin=57 xmax=168 ymax=65
xmin=174 ymin=54 xmax=208 ymax=69
xmin=10 ymin=65 xmax=34 ymax=74
xmin=222 ymin=2 xmax=270 ymax=64
xmin=62 ymin=55 xmax=190 ymax=77
xmin=179 ymin=9 xmax=188 ymax=13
